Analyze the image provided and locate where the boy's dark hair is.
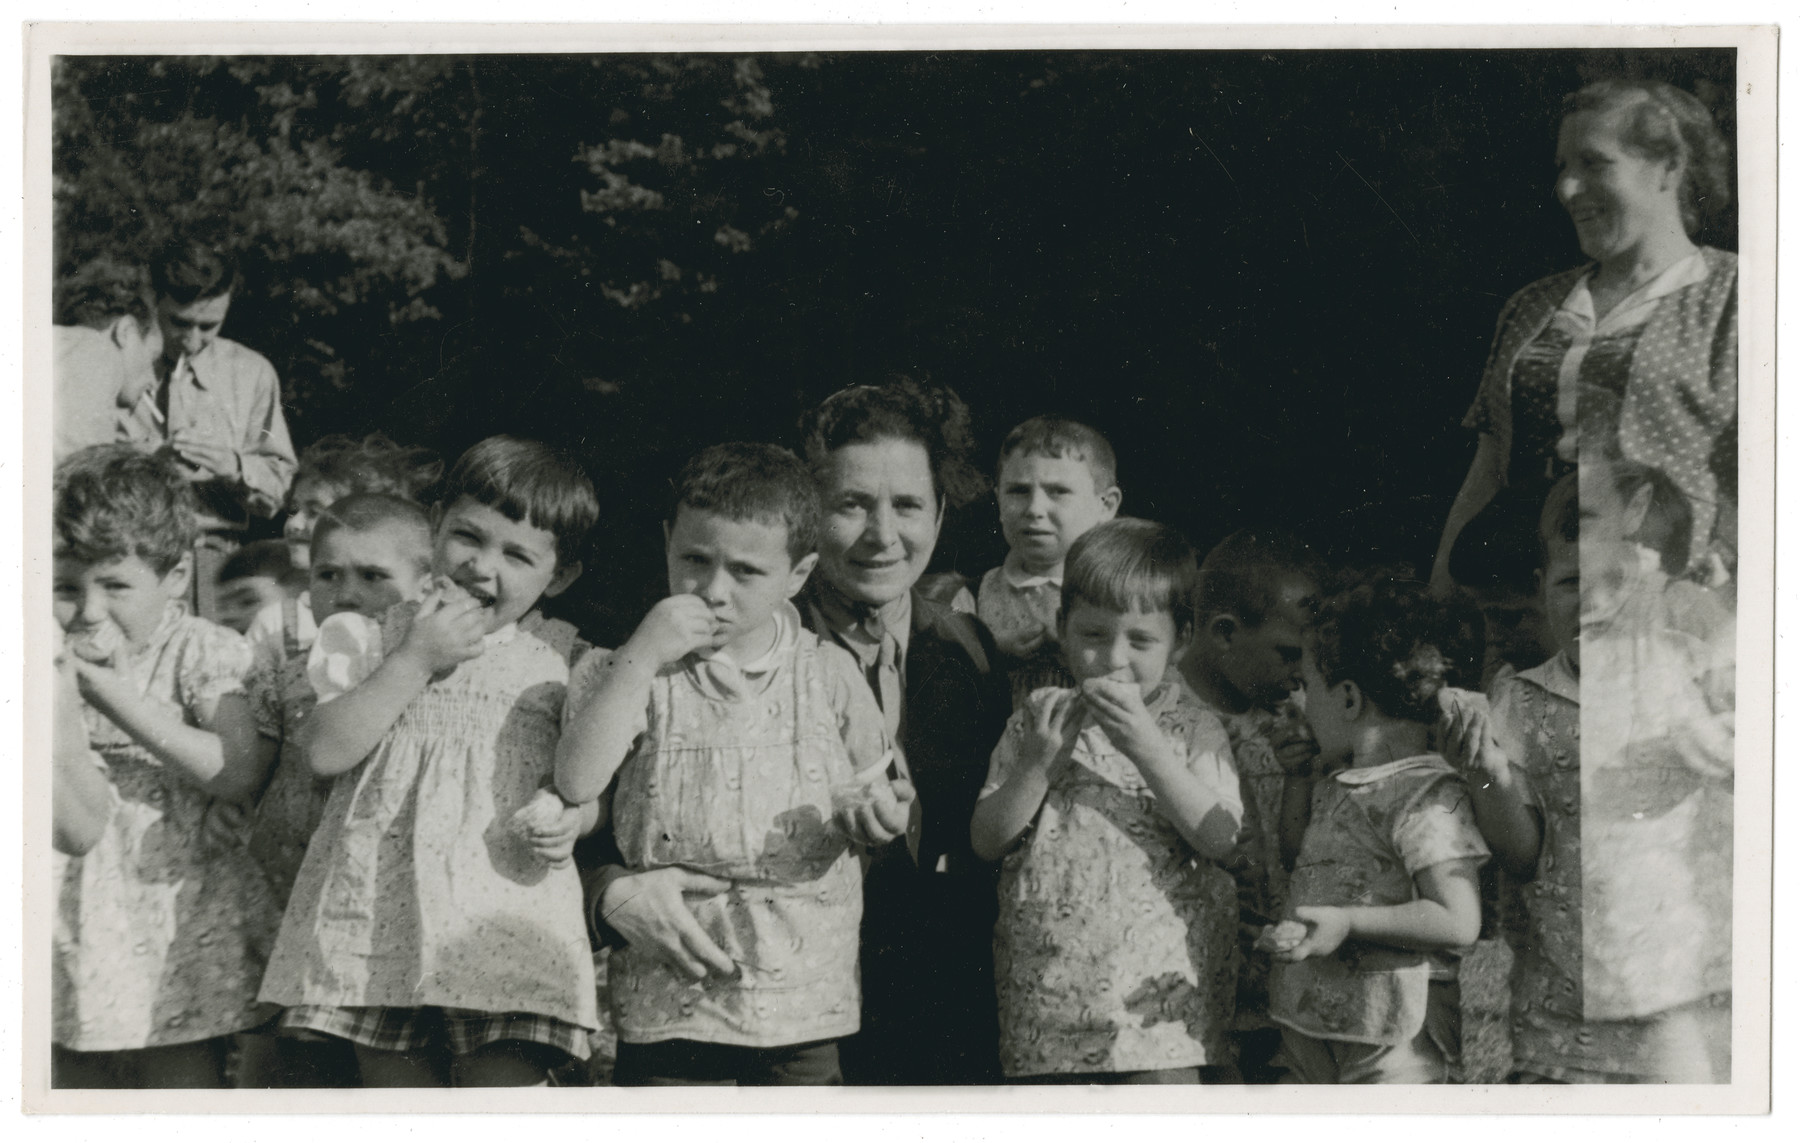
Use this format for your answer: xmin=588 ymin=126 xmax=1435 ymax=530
xmin=1539 ymin=472 xmax=1581 ymax=555
xmin=294 ymin=433 xmax=443 ymax=502
xmin=218 ymin=539 xmax=301 ymax=590
xmin=54 ymin=444 xmax=198 ymax=576
xmin=1449 ymin=480 xmax=1551 ymax=597
xmin=1592 ymin=460 xmax=1694 ymax=574
xmin=1195 ymin=528 xmax=1325 ymax=629
xmin=799 ymin=375 xmax=989 ymax=509
xmin=311 ymin=493 xmax=435 ymax=574
xmin=1061 ymin=518 xmax=1200 ymax=635
xmin=997 ymin=416 xmax=1119 ymax=493
xmin=149 ymin=238 xmax=243 ymax=306
xmin=441 ymin=436 xmax=599 ymax=569
xmin=56 ymin=256 xmax=157 ymax=330
xmin=669 ymin=442 xmax=821 ymax=563
xmin=1313 ymin=570 xmax=1483 ymax=725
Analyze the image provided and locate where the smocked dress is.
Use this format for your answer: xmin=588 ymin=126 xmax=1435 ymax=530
xmin=257 ymin=604 xmax=598 ymax=1041
xmin=54 ymin=602 xmax=279 ymax=1052
xmin=985 ymin=679 xmax=1243 ymax=1076
xmin=587 ymin=605 xmax=890 ymax=1048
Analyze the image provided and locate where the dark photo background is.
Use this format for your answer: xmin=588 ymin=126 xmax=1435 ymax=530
xmin=53 ymin=48 xmax=1737 ymax=644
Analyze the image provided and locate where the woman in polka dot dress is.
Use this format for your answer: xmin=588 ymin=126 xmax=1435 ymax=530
xmin=1434 ymin=78 xmax=1737 ymax=592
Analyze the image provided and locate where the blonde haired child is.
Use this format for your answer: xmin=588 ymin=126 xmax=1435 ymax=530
xmin=258 ymin=436 xmax=600 ymax=1087
xmin=51 ymin=445 xmax=277 ymax=1088
xmin=557 ymin=443 xmax=898 ymax=1086
xmin=972 ymin=518 xmax=1243 ymax=1082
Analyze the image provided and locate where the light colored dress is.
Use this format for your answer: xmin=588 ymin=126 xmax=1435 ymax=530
xmin=1578 ymin=549 xmax=1734 ymax=1024
xmin=257 ymin=604 xmax=598 ymax=1033
xmin=589 ymin=604 xmax=889 ymax=1049
xmin=1270 ymin=754 xmax=1489 ymax=1048
xmin=985 ymin=680 xmax=1243 ymax=1076
xmin=54 ymin=602 xmax=278 ymax=1051
xmin=977 ymin=561 xmax=1074 ymax=708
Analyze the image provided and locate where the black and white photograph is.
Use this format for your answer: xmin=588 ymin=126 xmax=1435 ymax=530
xmin=11 ymin=11 xmax=1777 ymax=1121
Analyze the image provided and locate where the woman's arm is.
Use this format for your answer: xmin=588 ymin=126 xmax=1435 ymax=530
xmin=1430 ymin=432 xmax=1506 ymax=595
xmin=1280 ymin=857 xmax=1485 ymax=961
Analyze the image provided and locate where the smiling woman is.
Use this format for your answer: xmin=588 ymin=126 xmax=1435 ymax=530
xmin=1432 ymin=79 xmax=1738 ymax=592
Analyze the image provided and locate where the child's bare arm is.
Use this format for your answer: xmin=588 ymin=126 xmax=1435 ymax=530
xmin=970 ymin=691 xmax=1079 ymax=862
xmin=54 ymin=659 xmax=115 ymax=856
xmin=1441 ymin=693 xmax=1542 ymax=879
xmin=302 ymin=597 xmax=486 ymax=778
xmin=1277 ymin=857 xmax=1485 ymax=962
xmin=556 ymin=596 xmax=715 ymax=804
xmin=207 ymin=693 xmax=279 ymax=804
xmin=72 ymin=661 xmax=258 ymax=801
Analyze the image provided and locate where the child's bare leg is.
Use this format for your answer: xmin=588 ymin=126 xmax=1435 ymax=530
xmin=135 ymin=1039 xmax=229 ymax=1088
xmin=355 ymin=1044 xmax=450 ymax=1087
xmin=452 ymin=1040 xmax=557 ymax=1087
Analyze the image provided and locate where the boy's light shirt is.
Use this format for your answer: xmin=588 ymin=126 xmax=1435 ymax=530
xmin=1516 ymin=649 xmax=1580 ymax=705
xmin=1000 ymin=548 xmax=1061 ymax=593
xmin=692 ymin=602 xmax=799 ymax=700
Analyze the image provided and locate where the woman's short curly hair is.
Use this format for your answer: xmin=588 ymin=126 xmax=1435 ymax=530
xmin=1565 ymin=79 xmax=1732 ymax=237
xmin=1312 ymin=570 xmax=1482 ymax=725
xmin=54 ymin=444 xmax=199 ymax=576
xmin=798 ymin=375 xmax=989 ymax=509
xmin=293 ymin=433 xmax=444 ymax=503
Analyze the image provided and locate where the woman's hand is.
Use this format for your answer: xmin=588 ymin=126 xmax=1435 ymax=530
xmin=598 ymin=866 xmax=738 ymax=982
xmin=832 ymin=761 xmax=915 ymax=848
xmin=625 ymin=595 xmax=720 ymax=669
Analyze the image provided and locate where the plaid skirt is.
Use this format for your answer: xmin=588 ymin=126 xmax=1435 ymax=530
xmin=281 ymin=1004 xmax=591 ymax=1060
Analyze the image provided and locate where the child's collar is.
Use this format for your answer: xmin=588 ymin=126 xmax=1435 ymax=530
xmin=1002 ymin=548 xmax=1062 ymax=591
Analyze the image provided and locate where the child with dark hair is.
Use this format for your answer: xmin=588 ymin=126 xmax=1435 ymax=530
xmin=125 ymin=238 xmax=296 ymax=622
xmin=557 ymin=442 xmax=895 ymax=1085
xmin=972 ymin=518 xmax=1243 ymax=1083
xmin=1178 ymin=527 xmax=1324 ymax=1081
xmin=50 ymin=445 xmax=278 ymax=1088
xmin=977 ymin=416 xmax=1123 ymax=707
xmin=245 ymin=433 xmax=444 ymax=668
xmin=214 ymin=540 xmax=304 ymax=636
xmin=54 ymin=258 xmax=163 ymax=463
xmin=1446 ymin=480 xmax=1555 ymax=689
xmin=258 ymin=436 xmax=601 ymax=1087
xmin=1259 ymin=573 xmax=1489 ymax=1084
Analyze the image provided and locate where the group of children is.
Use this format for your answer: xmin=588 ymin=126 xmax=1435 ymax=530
xmin=50 ymin=408 xmax=1734 ymax=1088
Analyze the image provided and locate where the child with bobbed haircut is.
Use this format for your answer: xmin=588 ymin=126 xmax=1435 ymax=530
xmin=1260 ymin=572 xmax=1490 ymax=1084
xmin=557 ymin=441 xmax=898 ymax=1086
xmin=978 ymin=416 xmax=1123 ymax=706
xmin=246 ymin=432 xmax=444 ymax=668
xmin=258 ymin=436 xmax=601 ymax=1088
xmin=51 ymin=444 xmax=279 ymax=1088
xmin=973 ymin=518 xmax=1244 ymax=1082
